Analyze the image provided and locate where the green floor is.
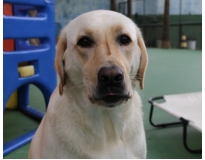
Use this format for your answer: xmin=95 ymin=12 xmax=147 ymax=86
xmin=3 ymin=48 xmax=202 ymax=159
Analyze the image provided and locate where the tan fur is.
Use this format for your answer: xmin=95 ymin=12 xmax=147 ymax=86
xmin=136 ymin=27 xmax=148 ymax=90
xmin=29 ymin=10 xmax=148 ymax=159
xmin=55 ymin=29 xmax=67 ymax=95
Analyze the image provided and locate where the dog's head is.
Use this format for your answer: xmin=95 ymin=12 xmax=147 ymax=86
xmin=55 ymin=10 xmax=148 ymax=108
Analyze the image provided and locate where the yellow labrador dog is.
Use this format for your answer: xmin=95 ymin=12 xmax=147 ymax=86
xmin=29 ymin=10 xmax=148 ymax=159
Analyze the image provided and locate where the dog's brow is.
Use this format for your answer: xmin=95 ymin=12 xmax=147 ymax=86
xmin=79 ymin=29 xmax=94 ymax=38
xmin=112 ymin=25 xmax=123 ymax=33
xmin=112 ymin=25 xmax=132 ymax=38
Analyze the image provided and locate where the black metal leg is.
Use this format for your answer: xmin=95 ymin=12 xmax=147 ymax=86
xmin=180 ymin=118 xmax=202 ymax=153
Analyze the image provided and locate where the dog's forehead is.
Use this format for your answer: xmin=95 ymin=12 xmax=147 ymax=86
xmin=68 ymin=10 xmax=137 ymax=37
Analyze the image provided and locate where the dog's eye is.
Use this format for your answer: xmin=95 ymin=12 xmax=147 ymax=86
xmin=118 ymin=35 xmax=132 ymax=45
xmin=77 ymin=37 xmax=93 ymax=48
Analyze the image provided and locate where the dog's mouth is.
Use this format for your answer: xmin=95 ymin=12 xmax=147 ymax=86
xmin=101 ymin=94 xmax=130 ymax=104
xmin=91 ymin=92 xmax=131 ymax=108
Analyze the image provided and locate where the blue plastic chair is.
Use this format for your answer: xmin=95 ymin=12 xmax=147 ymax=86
xmin=3 ymin=0 xmax=56 ymax=156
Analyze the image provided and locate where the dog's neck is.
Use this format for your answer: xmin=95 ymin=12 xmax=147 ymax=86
xmin=63 ymin=84 xmax=134 ymax=141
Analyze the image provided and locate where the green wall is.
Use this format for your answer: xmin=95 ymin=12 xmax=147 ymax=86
xmin=133 ymin=15 xmax=202 ymax=49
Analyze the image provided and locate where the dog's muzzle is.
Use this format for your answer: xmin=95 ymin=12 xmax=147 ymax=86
xmin=92 ymin=65 xmax=131 ymax=107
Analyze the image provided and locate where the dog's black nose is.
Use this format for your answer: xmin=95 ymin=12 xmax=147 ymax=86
xmin=98 ymin=66 xmax=124 ymax=87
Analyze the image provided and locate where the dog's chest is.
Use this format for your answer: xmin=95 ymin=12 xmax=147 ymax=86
xmin=84 ymin=111 xmax=137 ymax=158
xmin=102 ymin=110 xmax=121 ymax=142
xmin=93 ymin=140 xmax=136 ymax=159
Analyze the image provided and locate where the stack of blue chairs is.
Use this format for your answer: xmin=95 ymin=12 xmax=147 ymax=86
xmin=3 ymin=0 xmax=56 ymax=156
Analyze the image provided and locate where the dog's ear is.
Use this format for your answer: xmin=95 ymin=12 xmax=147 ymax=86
xmin=55 ymin=29 xmax=67 ymax=95
xmin=135 ymin=27 xmax=148 ymax=90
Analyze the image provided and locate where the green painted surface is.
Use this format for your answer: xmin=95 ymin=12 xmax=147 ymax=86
xmin=3 ymin=48 xmax=202 ymax=159
xmin=134 ymin=15 xmax=202 ymax=49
